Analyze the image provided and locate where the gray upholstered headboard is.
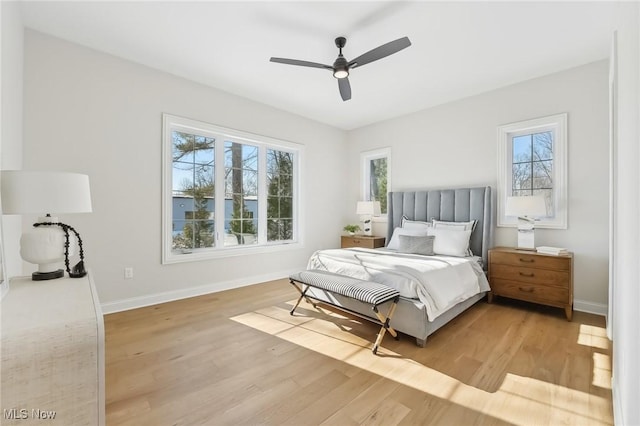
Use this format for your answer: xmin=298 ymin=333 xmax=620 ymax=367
xmin=387 ymin=187 xmax=493 ymax=268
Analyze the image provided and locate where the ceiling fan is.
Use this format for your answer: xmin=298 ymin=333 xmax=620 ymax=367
xmin=270 ymin=36 xmax=411 ymax=101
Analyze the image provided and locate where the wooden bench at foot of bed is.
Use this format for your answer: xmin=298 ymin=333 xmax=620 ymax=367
xmin=289 ymin=270 xmax=400 ymax=355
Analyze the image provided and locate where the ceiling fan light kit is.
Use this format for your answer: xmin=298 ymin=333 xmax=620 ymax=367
xmin=332 ymin=37 xmax=350 ymax=79
xmin=333 ymin=69 xmax=349 ymax=79
xmin=270 ymin=35 xmax=411 ymax=101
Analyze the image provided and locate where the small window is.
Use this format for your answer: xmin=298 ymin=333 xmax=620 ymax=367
xmin=497 ymin=113 xmax=567 ymax=229
xmin=361 ymin=148 xmax=391 ymax=215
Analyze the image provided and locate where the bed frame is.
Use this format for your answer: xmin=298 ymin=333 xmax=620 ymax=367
xmin=306 ymin=186 xmax=493 ymax=347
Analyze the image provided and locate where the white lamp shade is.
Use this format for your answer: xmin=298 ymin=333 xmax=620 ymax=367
xmin=505 ymin=195 xmax=546 ymax=218
xmin=1 ymin=171 xmax=92 ymax=215
xmin=356 ymin=201 xmax=381 ymax=216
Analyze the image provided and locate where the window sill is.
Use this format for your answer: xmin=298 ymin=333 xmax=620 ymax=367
xmin=162 ymin=241 xmax=303 ymax=264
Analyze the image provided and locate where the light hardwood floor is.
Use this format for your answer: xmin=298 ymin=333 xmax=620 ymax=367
xmin=105 ymin=279 xmax=612 ymax=426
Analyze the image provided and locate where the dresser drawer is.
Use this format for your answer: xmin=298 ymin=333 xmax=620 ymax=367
xmin=341 ymin=236 xmax=385 ymax=249
xmin=491 ymin=278 xmax=569 ymax=305
xmin=490 ymin=264 xmax=570 ymax=288
xmin=490 ymin=250 xmax=571 ymax=271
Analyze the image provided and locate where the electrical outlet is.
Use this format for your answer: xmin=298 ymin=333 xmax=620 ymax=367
xmin=124 ymin=267 xmax=134 ymax=279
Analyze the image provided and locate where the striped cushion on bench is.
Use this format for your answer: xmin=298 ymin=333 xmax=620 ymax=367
xmin=290 ymin=270 xmax=399 ymax=306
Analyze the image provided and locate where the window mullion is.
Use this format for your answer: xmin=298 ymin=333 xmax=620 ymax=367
xmin=258 ymin=146 xmax=268 ymax=244
xmin=214 ymin=136 xmax=226 ymax=248
xmin=530 ymin=135 xmax=534 ymax=195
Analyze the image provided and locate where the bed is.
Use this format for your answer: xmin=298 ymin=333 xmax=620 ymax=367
xmin=304 ymin=186 xmax=493 ymax=347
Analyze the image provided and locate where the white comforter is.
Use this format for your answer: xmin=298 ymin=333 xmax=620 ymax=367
xmin=307 ymin=248 xmax=490 ymax=320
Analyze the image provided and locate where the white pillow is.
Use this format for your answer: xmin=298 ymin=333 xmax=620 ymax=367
xmin=432 ymin=219 xmax=477 ymax=232
xmin=401 ymin=215 xmax=432 ymax=231
xmin=427 ymin=228 xmax=472 ymax=257
xmin=387 ymin=227 xmax=429 ymax=250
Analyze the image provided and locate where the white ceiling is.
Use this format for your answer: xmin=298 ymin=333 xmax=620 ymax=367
xmin=19 ymin=1 xmax=617 ymax=130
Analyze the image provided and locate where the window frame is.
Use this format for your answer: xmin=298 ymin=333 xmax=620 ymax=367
xmin=497 ymin=113 xmax=568 ymax=229
xmin=361 ymin=147 xmax=391 ymax=217
xmin=162 ymin=114 xmax=303 ymax=264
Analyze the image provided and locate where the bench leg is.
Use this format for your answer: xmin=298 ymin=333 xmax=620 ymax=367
xmin=372 ymin=297 xmax=399 ymax=354
xmin=289 ymin=280 xmax=315 ymax=315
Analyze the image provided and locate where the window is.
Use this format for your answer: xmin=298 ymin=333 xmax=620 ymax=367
xmin=267 ymin=149 xmax=294 ymax=241
xmin=162 ymin=114 xmax=301 ymax=263
xmin=497 ymin=113 xmax=567 ymax=229
xmin=224 ymin=141 xmax=258 ymax=247
xmin=171 ymin=131 xmax=215 ymax=250
xmin=361 ymin=148 xmax=391 ymax=215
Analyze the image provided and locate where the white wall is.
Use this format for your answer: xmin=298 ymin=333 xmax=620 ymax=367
xmin=22 ymin=30 xmax=348 ymax=308
xmin=1 ymin=1 xmax=24 ymax=279
xmin=611 ymin=3 xmax=640 ymax=425
xmin=346 ymin=60 xmax=610 ymax=310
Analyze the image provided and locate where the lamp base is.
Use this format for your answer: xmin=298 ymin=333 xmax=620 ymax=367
xmin=32 ymin=269 xmax=64 ymax=281
xmin=516 ymin=217 xmax=536 ymax=250
xmin=362 ymin=215 xmax=373 ymax=236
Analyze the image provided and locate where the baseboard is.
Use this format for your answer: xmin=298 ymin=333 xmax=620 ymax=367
xmin=101 ymin=269 xmax=299 ymax=314
xmin=574 ymin=299 xmax=608 ymax=317
xmin=612 ymin=375 xmax=623 ymax=425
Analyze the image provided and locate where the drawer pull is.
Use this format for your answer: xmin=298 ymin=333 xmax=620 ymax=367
xmin=519 ymin=258 xmax=534 ymax=263
xmin=519 ymin=286 xmax=535 ymax=293
xmin=519 ymin=272 xmax=534 ymax=277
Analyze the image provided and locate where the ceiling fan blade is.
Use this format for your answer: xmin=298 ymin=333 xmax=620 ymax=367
xmin=338 ymin=77 xmax=351 ymax=101
xmin=270 ymin=57 xmax=332 ymax=70
xmin=348 ymin=36 xmax=411 ymax=69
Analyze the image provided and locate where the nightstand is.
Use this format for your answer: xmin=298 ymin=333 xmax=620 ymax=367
xmin=341 ymin=235 xmax=385 ymax=249
xmin=488 ymin=247 xmax=573 ymax=320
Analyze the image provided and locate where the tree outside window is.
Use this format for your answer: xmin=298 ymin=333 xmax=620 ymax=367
xmin=267 ymin=149 xmax=294 ymax=241
xmin=512 ymin=131 xmax=554 ymax=216
xmin=361 ymin=148 xmax=391 ymax=215
xmin=171 ymin=131 xmax=215 ymax=250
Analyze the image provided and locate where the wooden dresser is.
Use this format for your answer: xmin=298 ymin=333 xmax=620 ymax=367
xmin=1 ymin=274 xmax=105 ymax=425
xmin=488 ymin=247 xmax=573 ymax=320
xmin=341 ymin=235 xmax=385 ymax=249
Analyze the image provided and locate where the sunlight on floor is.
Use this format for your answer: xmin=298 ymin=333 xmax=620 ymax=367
xmin=593 ymin=352 xmax=612 ymax=390
xmin=230 ymin=301 xmax=612 ymax=426
xmin=576 ymin=324 xmax=612 ymax=390
xmin=578 ymin=324 xmax=610 ymax=350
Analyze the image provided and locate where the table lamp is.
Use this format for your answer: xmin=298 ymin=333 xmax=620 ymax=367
xmin=356 ymin=201 xmax=381 ymax=236
xmin=505 ymin=195 xmax=547 ymax=250
xmin=1 ymin=171 xmax=92 ymax=280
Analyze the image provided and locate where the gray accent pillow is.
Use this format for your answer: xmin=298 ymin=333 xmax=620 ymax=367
xmin=398 ymin=235 xmax=435 ymax=256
